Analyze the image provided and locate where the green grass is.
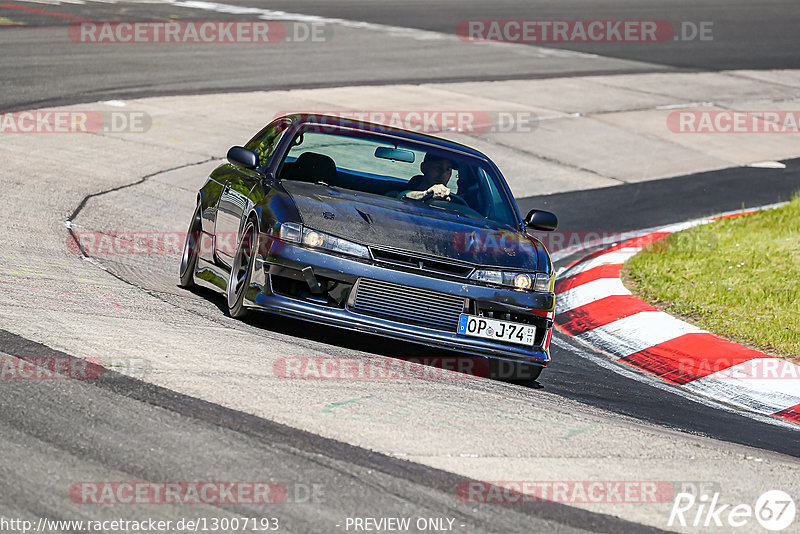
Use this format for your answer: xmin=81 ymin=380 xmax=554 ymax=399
xmin=624 ymin=196 xmax=800 ymax=359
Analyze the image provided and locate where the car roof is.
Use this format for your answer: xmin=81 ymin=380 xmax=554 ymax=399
xmin=281 ymin=113 xmax=492 ymax=162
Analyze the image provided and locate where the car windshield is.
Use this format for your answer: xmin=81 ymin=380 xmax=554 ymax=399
xmin=276 ymin=127 xmax=518 ymax=227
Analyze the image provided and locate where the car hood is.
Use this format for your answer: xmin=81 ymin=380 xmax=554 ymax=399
xmin=282 ymin=181 xmax=546 ymax=271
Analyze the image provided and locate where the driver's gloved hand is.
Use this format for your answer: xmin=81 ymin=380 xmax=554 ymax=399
xmin=428 ymin=184 xmax=451 ymax=199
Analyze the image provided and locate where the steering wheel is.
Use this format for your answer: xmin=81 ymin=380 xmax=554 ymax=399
xmin=446 ymin=193 xmax=469 ymax=206
xmin=419 ymin=192 xmax=469 ymax=206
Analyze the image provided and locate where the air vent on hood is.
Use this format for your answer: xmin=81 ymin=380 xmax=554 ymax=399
xmin=370 ymin=247 xmax=474 ymax=278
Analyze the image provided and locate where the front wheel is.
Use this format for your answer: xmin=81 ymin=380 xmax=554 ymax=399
xmin=227 ymin=220 xmax=258 ymax=319
xmin=178 ymin=204 xmax=202 ymax=288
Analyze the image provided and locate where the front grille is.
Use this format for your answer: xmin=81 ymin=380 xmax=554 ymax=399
xmin=370 ymin=247 xmax=474 ymax=278
xmin=349 ymin=278 xmax=466 ymax=331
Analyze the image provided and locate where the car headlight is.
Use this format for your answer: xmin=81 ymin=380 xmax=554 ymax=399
xmin=278 ymin=223 xmax=369 ymax=259
xmin=470 ymin=269 xmax=553 ymax=292
xmin=303 ymin=230 xmax=323 ymax=247
xmin=513 ymin=273 xmax=532 ymax=290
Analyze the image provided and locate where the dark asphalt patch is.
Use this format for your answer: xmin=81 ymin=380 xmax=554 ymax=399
xmin=0 ymin=327 xmax=671 ymax=534
xmin=518 ymin=158 xmax=800 ymax=234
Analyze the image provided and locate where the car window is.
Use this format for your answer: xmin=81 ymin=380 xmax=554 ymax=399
xmin=278 ymin=128 xmax=517 ymax=227
xmin=285 ymin=132 xmax=452 ymax=182
xmin=478 ymin=167 xmax=517 ymax=224
xmin=245 ymin=119 xmax=289 ymax=162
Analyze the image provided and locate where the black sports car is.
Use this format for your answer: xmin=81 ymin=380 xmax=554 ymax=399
xmin=180 ymin=114 xmax=558 ymax=379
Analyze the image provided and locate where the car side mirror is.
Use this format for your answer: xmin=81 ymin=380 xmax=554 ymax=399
xmin=227 ymin=146 xmax=259 ymax=170
xmin=525 ymin=209 xmax=558 ymax=231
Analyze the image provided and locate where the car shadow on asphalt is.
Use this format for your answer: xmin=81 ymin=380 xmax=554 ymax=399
xmin=182 ymin=284 xmax=544 ymax=387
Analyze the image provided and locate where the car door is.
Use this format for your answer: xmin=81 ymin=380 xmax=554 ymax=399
xmin=214 ymin=118 xmax=291 ymax=268
xmin=214 ymin=168 xmax=259 ymax=267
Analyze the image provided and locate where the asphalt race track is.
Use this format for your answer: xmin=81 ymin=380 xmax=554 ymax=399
xmin=1 ymin=1 xmax=799 ymax=533
xmin=4 ymin=0 xmax=800 ymax=111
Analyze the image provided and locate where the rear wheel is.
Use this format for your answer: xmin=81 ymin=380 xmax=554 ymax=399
xmin=227 ymin=220 xmax=258 ymax=319
xmin=178 ymin=204 xmax=202 ymax=288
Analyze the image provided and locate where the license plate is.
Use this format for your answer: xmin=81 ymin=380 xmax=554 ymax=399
xmin=457 ymin=314 xmax=536 ymax=346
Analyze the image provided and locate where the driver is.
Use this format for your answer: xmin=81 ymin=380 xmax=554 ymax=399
xmin=400 ymin=154 xmax=456 ymax=200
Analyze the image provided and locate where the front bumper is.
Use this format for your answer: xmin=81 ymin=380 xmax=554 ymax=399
xmin=249 ymin=237 xmax=554 ymax=365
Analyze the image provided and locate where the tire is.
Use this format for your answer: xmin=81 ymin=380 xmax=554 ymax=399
xmin=178 ymin=204 xmax=202 ymax=288
xmin=227 ymin=219 xmax=258 ymax=319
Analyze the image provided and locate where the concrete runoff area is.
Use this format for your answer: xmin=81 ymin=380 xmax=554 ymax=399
xmin=0 ymin=70 xmax=799 ymax=531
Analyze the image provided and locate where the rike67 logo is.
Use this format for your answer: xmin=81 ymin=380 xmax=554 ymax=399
xmin=669 ymin=490 xmax=796 ymax=531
